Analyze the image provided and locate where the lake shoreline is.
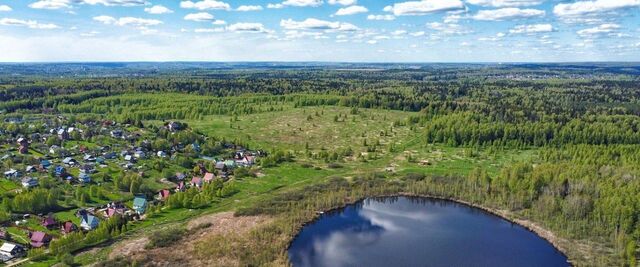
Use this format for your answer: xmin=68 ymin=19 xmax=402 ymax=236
xmin=288 ymin=192 xmax=573 ymax=266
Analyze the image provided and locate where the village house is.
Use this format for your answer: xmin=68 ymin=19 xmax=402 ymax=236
xmin=21 ymin=177 xmax=38 ymax=189
xmin=40 ymin=159 xmax=51 ymax=169
xmin=29 ymin=231 xmax=51 ymax=248
xmin=41 ymin=215 xmax=57 ymax=229
xmin=78 ymin=172 xmax=91 ymax=184
xmin=61 ymin=221 xmax=77 ymax=235
xmin=54 ymin=165 xmax=66 ymax=177
xmin=175 ymin=172 xmax=186 ymax=181
xmin=62 ymin=157 xmax=77 ymax=166
xmin=190 ymin=176 xmax=203 ymax=188
xmin=167 ymin=121 xmax=183 ymax=132
xmin=3 ymin=169 xmax=20 ymax=179
xmin=175 ymin=181 xmax=186 ymax=192
xmin=79 ymin=212 xmax=100 ymax=231
xmin=0 ymin=242 xmax=25 ymax=262
xmin=203 ymin=172 xmax=216 ymax=183
xmin=25 ymin=165 xmax=36 ymax=173
xmin=158 ymin=189 xmax=171 ymax=200
xmin=132 ymin=196 xmax=148 ymax=214
xmin=17 ymin=137 xmax=29 ymax=154
xmin=80 ymin=164 xmax=96 ymax=174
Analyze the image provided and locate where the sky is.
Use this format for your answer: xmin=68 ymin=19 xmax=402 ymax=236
xmin=0 ymin=0 xmax=638 ymax=62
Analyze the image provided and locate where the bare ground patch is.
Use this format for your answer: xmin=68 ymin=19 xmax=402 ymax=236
xmin=109 ymin=212 xmax=271 ymax=267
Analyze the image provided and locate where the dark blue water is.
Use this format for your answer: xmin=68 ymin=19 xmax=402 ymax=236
xmin=288 ymin=196 xmax=569 ymax=267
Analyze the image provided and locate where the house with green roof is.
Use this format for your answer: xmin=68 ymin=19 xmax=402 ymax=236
xmin=132 ymin=196 xmax=148 ymax=214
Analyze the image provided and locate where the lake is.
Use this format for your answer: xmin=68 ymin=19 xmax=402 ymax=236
xmin=288 ymin=196 xmax=569 ymax=267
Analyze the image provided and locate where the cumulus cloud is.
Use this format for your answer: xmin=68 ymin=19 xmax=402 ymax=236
xmin=236 ymin=5 xmax=263 ymax=11
xmin=93 ymin=15 xmax=162 ymax=27
xmin=427 ymin=22 xmax=471 ymax=35
xmin=0 ymin=18 xmax=59 ymax=29
xmin=553 ymin=0 xmax=640 ymax=17
xmin=509 ymin=23 xmax=553 ymax=34
xmin=266 ymin=3 xmax=283 ymax=8
xmin=184 ymin=12 xmax=215 ymax=21
xmin=466 ymin=0 xmax=544 ymax=7
xmin=144 ymin=5 xmax=173 ymax=14
xmin=383 ymin=0 xmax=465 ymax=16
xmin=29 ymin=0 xmax=73 ymax=9
xmin=577 ymin=23 xmax=621 ymax=37
xmin=227 ymin=22 xmax=269 ymax=33
xmin=367 ymin=14 xmax=395 ymax=21
xmin=472 ymin=7 xmax=545 ymax=20
xmin=280 ymin=18 xmax=359 ymax=31
xmin=335 ymin=5 xmax=368 ymax=15
xmin=0 ymin=5 xmax=12 ymax=12
xmin=180 ymin=0 xmax=231 ymax=10
xmin=282 ymin=0 xmax=323 ymax=7
xmin=328 ymin=0 xmax=356 ymax=5
xmin=30 ymin=0 xmax=148 ymax=9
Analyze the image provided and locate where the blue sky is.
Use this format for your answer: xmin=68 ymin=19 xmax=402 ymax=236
xmin=0 ymin=0 xmax=638 ymax=62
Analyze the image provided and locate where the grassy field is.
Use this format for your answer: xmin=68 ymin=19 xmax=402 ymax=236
xmin=0 ymin=103 xmax=539 ymax=266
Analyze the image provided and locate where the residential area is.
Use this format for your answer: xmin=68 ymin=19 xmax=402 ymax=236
xmin=0 ymin=115 xmax=262 ymax=264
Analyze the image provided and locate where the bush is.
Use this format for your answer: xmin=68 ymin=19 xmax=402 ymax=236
xmin=145 ymin=228 xmax=186 ymax=249
xmin=327 ymin=163 xmax=342 ymax=169
xmin=404 ymin=172 xmax=426 ymax=181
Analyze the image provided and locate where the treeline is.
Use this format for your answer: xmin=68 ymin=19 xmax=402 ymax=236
xmin=421 ymin=112 xmax=640 ymax=148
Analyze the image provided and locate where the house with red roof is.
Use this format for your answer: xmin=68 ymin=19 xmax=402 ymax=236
xmin=158 ymin=189 xmax=171 ymax=200
xmin=203 ymin=172 xmax=216 ymax=183
xmin=191 ymin=176 xmax=203 ymax=188
xmin=61 ymin=221 xmax=77 ymax=234
xmin=29 ymin=231 xmax=51 ymax=248
xmin=41 ymin=215 xmax=57 ymax=229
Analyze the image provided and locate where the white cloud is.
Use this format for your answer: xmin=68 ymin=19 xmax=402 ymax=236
xmin=427 ymin=22 xmax=472 ymax=35
xmin=553 ymin=0 xmax=640 ymax=17
xmin=280 ymin=18 xmax=359 ymax=31
xmin=335 ymin=5 xmax=368 ymax=15
xmin=577 ymin=23 xmax=621 ymax=37
xmin=466 ymin=0 xmax=544 ymax=7
xmin=93 ymin=16 xmax=163 ymax=27
xmin=0 ymin=5 xmax=12 ymax=12
xmin=328 ymin=0 xmax=356 ymax=5
xmin=282 ymin=0 xmax=323 ymax=7
xmin=184 ymin=12 xmax=215 ymax=21
xmin=384 ymin=0 xmax=465 ymax=16
xmin=213 ymin=20 xmax=226 ymax=25
xmin=410 ymin=31 xmax=425 ymax=36
xmin=509 ymin=23 xmax=553 ymax=34
xmin=144 ymin=5 xmax=173 ymax=14
xmin=29 ymin=0 xmax=147 ymax=9
xmin=227 ymin=22 xmax=269 ymax=33
xmin=267 ymin=3 xmax=284 ymax=8
xmin=443 ymin=14 xmax=463 ymax=23
xmin=83 ymin=0 xmax=147 ymax=6
xmin=180 ymin=0 xmax=231 ymax=10
xmin=29 ymin=0 xmax=73 ymax=9
xmin=391 ymin=30 xmax=407 ymax=35
xmin=236 ymin=5 xmax=263 ymax=11
xmin=472 ymin=7 xmax=545 ymax=20
xmin=367 ymin=14 xmax=395 ymax=21
xmin=0 ymin=18 xmax=59 ymax=29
